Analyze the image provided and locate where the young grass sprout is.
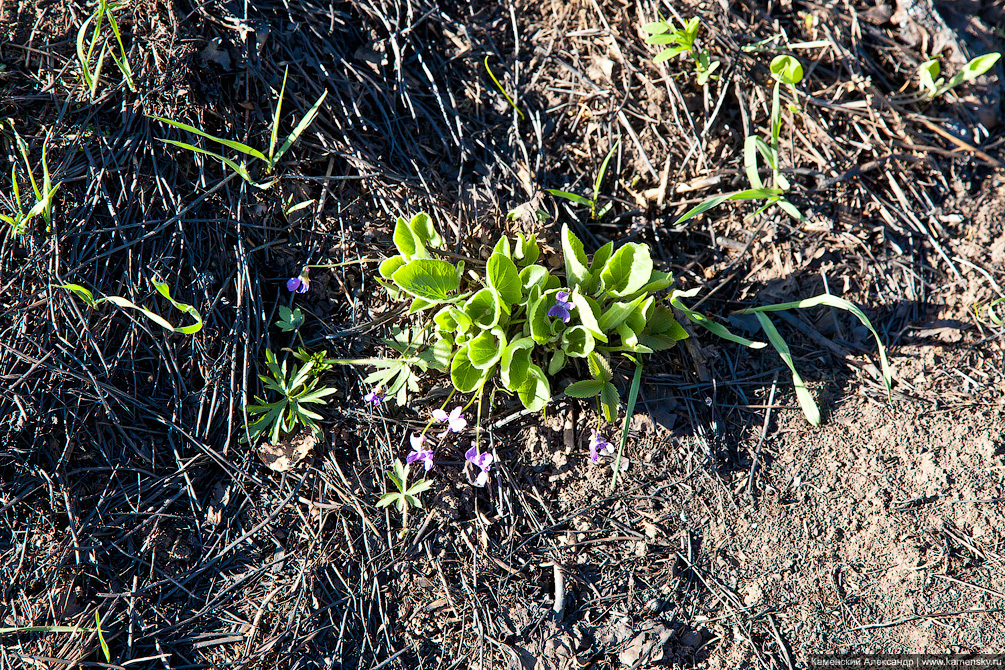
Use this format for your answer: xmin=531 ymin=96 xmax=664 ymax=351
xmin=675 ymin=54 xmax=806 ymax=225
xmin=547 ymin=139 xmax=620 ymax=220
xmin=152 ymin=66 xmax=327 ymax=189
xmin=58 ymin=276 xmax=203 ymax=334
xmin=2 ymin=120 xmax=60 ymax=234
xmin=76 ymin=0 xmax=136 ymax=98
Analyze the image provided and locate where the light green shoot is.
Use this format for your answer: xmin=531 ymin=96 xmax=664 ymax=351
xmin=245 ymin=349 xmax=337 ymax=445
xmin=609 ymin=356 xmax=642 ymax=491
xmin=974 ymin=296 xmax=1005 ymax=326
xmin=96 ymin=612 xmax=110 ymax=663
xmin=675 ymin=55 xmax=805 ymax=225
xmin=2 ymin=121 xmax=61 ymax=234
xmin=643 ymin=16 xmax=720 ymax=85
xmin=484 ymin=56 xmax=525 ymax=120
xmin=546 ymin=139 xmax=620 ymax=219
xmin=76 ymin=0 xmax=136 ymax=99
xmin=151 ymin=66 xmax=328 ymax=189
xmin=376 ymin=459 xmax=433 ymax=538
xmin=731 ymin=295 xmax=893 ymax=425
xmin=58 ymin=277 xmax=203 ymax=334
xmin=918 ymin=53 xmax=1001 ymax=99
xmin=670 ymin=289 xmax=890 ymax=425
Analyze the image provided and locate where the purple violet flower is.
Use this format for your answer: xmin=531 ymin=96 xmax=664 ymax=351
xmin=547 ymin=290 xmax=573 ymax=323
xmin=432 ymin=406 xmax=467 ymax=438
xmin=589 ymin=429 xmax=614 ymax=463
xmin=286 ymin=266 xmax=310 ymax=293
xmin=465 ymin=444 xmax=493 ymax=487
xmin=406 ymin=434 xmax=434 ymax=471
xmin=364 ymin=390 xmax=384 ymax=406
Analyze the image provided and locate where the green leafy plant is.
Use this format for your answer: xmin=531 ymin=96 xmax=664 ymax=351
xmin=376 ymin=458 xmax=433 ymax=537
xmin=919 ymin=53 xmax=1001 ymax=99
xmin=546 ymin=139 xmax=620 ymax=220
xmin=151 ymin=66 xmax=327 ymax=189
xmin=2 ymin=120 xmax=61 ymax=234
xmin=276 ymin=305 xmax=304 ymax=333
xmin=355 ymin=213 xmax=689 ymax=419
xmin=675 ymin=55 xmax=805 ymax=225
xmin=245 ymin=349 xmax=337 ymax=444
xmin=76 ymin=0 xmax=136 ymax=98
xmin=643 ymin=16 xmax=720 ymax=85
xmin=59 ymin=277 xmax=203 ymax=334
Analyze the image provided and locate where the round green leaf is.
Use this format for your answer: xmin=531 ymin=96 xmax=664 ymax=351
xmin=487 ymin=252 xmax=522 ymax=305
xmin=464 ymin=288 xmax=501 ymax=329
xmin=391 ymin=259 xmax=459 ymax=303
xmin=451 ymin=346 xmax=488 ymax=393
xmin=468 ymin=328 xmax=505 ymax=369
xmin=518 ymin=364 xmax=550 ymax=412
xmin=599 ymin=243 xmax=653 ymax=299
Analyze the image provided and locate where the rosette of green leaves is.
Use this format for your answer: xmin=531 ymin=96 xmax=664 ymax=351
xmin=376 ymin=215 xmax=689 ymax=417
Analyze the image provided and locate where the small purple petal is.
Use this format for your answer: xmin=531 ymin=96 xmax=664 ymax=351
xmin=406 ymin=451 xmax=420 ymax=465
xmin=286 ymin=277 xmax=302 ymax=292
xmin=465 ymin=445 xmax=479 ymax=464
xmin=548 ymin=303 xmax=571 ymax=323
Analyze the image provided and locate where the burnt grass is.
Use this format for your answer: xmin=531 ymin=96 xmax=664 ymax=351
xmin=2 ymin=0 xmax=1005 ymax=668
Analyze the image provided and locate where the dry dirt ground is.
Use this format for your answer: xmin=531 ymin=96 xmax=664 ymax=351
xmin=1 ymin=0 xmax=1004 ymax=668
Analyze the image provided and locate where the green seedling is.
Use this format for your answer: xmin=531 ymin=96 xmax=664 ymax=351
xmin=151 ymin=66 xmax=327 ymax=189
xmin=2 ymin=121 xmax=61 ymax=234
xmin=76 ymin=0 xmax=136 ymax=98
xmin=547 ymin=139 xmax=620 ymax=219
xmin=341 ymin=213 xmax=688 ymax=422
xmin=59 ymin=277 xmax=203 ymax=334
xmin=919 ymin=53 xmax=1001 ymax=99
xmin=643 ymin=16 xmax=720 ymax=85
xmin=376 ymin=458 xmax=433 ymax=537
xmin=96 ymin=611 xmax=110 ymax=663
xmin=484 ymin=56 xmax=525 ymax=120
xmin=675 ymin=55 xmax=806 ymax=225
xmin=974 ymin=296 xmax=1005 ymax=326
xmin=245 ymin=349 xmax=337 ymax=445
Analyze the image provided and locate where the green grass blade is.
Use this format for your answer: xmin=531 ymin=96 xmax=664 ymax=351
xmin=91 ymin=40 xmax=110 ymax=98
xmin=674 ymin=188 xmax=783 ymax=225
xmin=0 ymin=625 xmax=95 ymax=635
xmin=273 ymin=89 xmax=328 ymax=166
xmin=104 ymin=7 xmax=135 ymax=91
xmin=545 ymin=189 xmax=592 ymax=207
xmin=753 ymin=311 xmax=821 ymax=425
xmin=96 ymin=612 xmax=110 ymax=663
xmin=150 ymin=116 xmax=268 ymax=161
xmin=734 ymin=294 xmax=892 ymax=400
xmin=594 ymin=139 xmax=620 ymax=203
xmin=610 ymin=358 xmax=642 ymax=491
xmin=484 ymin=56 xmax=525 ymax=120
xmin=270 ymin=66 xmax=288 ymax=162
xmin=156 ymin=139 xmax=264 ymax=186
xmin=151 ymin=276 xmax=204 ymax=334
xmin=743 ymin=135 xmax=764 ymax=189
xmin=670 ymin=289 xmax=766 ymax=349
xmin=76 ymin=15 xmax=95 ymax=90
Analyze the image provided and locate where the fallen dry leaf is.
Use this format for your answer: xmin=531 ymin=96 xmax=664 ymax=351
xmin=257 ymin=429 xmax=317 ymax=472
